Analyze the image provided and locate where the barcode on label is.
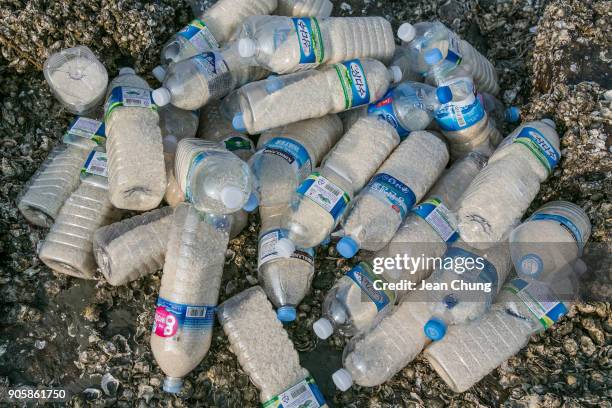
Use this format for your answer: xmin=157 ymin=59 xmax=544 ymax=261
xmin=323 ymin=182 xmax=341 ymax=196
xmin=186 ymin=307 xmax=207 ymax=318
xmin=454 ymin=105 xmax=466 ymax=127
xmin=125 ymin=98 xmax=147 ymax=107
xmin=89 ymin=165 xmax=106 ymax=174
xmin=290 ymin=385 xmax=307 ymax=399
xmin=426 ymin=205 xmax=457 ymax=242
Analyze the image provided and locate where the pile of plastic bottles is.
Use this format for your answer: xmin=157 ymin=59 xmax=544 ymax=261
xmin=18 ymin=0 xmax=592 ymax=402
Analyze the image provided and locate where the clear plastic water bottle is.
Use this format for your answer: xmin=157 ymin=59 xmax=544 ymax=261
xmin=197 ymin=102 xmax=255 ymax=161
xmin=43 ymin=46 xmax=108 ymax=114
xmin=18 ymin=117 xmax=105 ymax=227
xmin=93 ymin=207 xmax=173 ymax=286
xmin=229 ymin=58 xmax=402 ymax=134
xmin=509 ymin=201 xmax=591 ymax=280
xmin=38 ymin=148 xmax=122 ymax=278
xmin=104 ymin=67 xmax=166 ymax=211
xmin=276 ymin=0 xmax=333 ymax=17
xmin=250 ymin=114 xmax=343 ymax=208
xmin=397 ymin=21 xmax=500 ymax=95
xmin=278 ymin=116 xmax=401 ymax=251
xmin=458 ymin=119 xmax=561 ymax=246
xmin=388 ymin=46 xmax=425 ymax=84
xmin=336 ymin=130 xmax=449 ymax=258
xmin=217 ymin=286 xmax=327 ymax=405
xmin=159 ymin=0 xmax=278 ymax=66
xmin=235 ymin=16 xmax=395 ymax=74
xmin=258 ymin=205 xmax=315 ymax=322
xmin=151 ymin=203 xmax=229 ymax=394
xmin=478 ymin=92 xmax=520 ymax=129
xmin=174 ymin=139 xmax=255 ymax=214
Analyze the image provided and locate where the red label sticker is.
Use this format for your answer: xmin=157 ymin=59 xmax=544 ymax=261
xmin=154 ymin=306 xmax=178 ymax=338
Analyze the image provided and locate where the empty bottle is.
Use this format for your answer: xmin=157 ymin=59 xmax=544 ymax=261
xmin=331 ymin=241 xmax=511 ymax=390
xmin=38 ymin=149 xmax=121 ymax=278
xmin=258 ymin=205 xmax=315 ymax=322
xmin=276 ymin=0 xmax=333 ymax=17
xmin=250 ymin=114 xmax=343 ymax=208
xmin=18 ymin=117 xmax=105 ymax=227
xmin=389 ymin=46 xmax=425 ymax=84
xmin=174 ymin=139 xmax=255 ymax=214
xmin=198 ymin=102 xmax=255 ymax=161
xmin=509 ymin=201 xmax=591 ymax=280
xmin=278 ymin=116 xmax=401 ymax=252
xmin=397 ymin=21 xmax=499 ymax=95
xmin=229 ymin=58 xmax=402 ymax=134
xmin=457 ymin=119 xmax=561 ymax=246
xmin=93 ymin=207 xmax=173 ymax=286
xmin=160 ymin=0 xmax=278 ymax=65
xmin=217 ymin=286 xmax=327 ymax=405
xmin=151 ymin=203 xmax=229 ymax=393
xmin=104 ymin=67 xmax=166 ymax=211
xmin=43 ymin=46 xmax=108 ymax=114
xmin=337 ymin=131 xmax=449 ymax=258
xmin=236 ymin=16 xmax=395 ymax=74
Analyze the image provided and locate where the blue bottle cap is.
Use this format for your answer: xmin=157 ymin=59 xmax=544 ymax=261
xmin=436 ymin=86 xmax=453 ymax=104
xmin=265 ymin=75 xmax=283 ymax=93
xmin=232 ymin=113 xmax=246 ymax=132
xmin=424 ymin=48 xmax=444 ymax=65
xmin=243 ymin=192 xmax=259 ymax=212
xmin=505 ymin=106 xmax=520 ymax=123
xmin=277 ymin=306 xmax=297 ymax=322
xmin=424 ymin=318 xmax=447 ymax=341
xmin=336 ymin=236 xmax=359 ymax=258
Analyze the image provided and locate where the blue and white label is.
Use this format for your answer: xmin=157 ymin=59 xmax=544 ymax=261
xmin=364 ymin=173 xmax=416 ymax=220
xmin=413 ymin=198 xmax=459 ymax=243
xmin=63 ymin=117 xmax=106 ymax=145
xmin=334 ymin=59 xmax=371 ymax=109
xmin=529 ymin=212 xmax=584 ymax=252
xmin=105 ymin=86 xmax=156 ymax=119
xmin=513 ymin=127 xmax=560 ymax=174
xmin=262 ymin=376 xmax=326 ymax=408
xmin=261 ymin=138 xmax=312 ymax=180
xmin=193 ymin=52 xmax=229 ymax=79
xmin=296 ymin=172 xmax=350 ymax=221
xmin=292 ymin=17 xmax=324 ymax=66
xmin=81 ymin=150 xmax=108 ymax=178
xmin=346 ymin=263 xmax=395 ymax=312
xmin=178 ymin=19 xmax=219 ymax=52
xmin=367 ymin=88 xmax=410 ymax=139
xmin=153 ymin=297 xmax=215 ymax=338
xmin=258 ymin=228 xmax=314 ymax=269
xmin=435 ymin=94 xmax=485 ymax=131
xmin=504 ymin=278 xmax=568 ymax=329
xmin=445 ymin=33 xmax=463 ymax=65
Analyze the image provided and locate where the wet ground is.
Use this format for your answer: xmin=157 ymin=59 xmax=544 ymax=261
xmin=0 ymin=0 xmax=611 ymax=407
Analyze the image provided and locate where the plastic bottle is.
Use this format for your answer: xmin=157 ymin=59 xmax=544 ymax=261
xmin=457 ymin=119 xmax=561 ymax=246
xmin=93 ymin=207 xmax=174 ymax=286
xmin=217 ymin=286 xmax=328 ymax=406
xmin=236 ymin=16 xmax=395 ymax=74
xmin=479 ymin=92 xmax=520 ymax=128
xmin=38 ymin=149 xmax=121 ymax=278
xmin=229 ymin=58 xmax=402 ymax=134
xmin=174 ymin=138 xmax=255 ymax=214
xmin=397 ymin=21 xmax=500 ymax=95
xmin=43 ymin=46 xmax=108 ymax=114
xmin=509 ymin=201 xmax=591 ymax=280
xmin=389 ymin=46 xmax=425 ymax=84
xmin=337 ymin=131 xmax=449 ymax=258
xmin=160 ymin=0 xmax=278 ymax=65
xmin=151 ymin=203 xmax=229 ymax=394
xmin=197 ymin=102 xmax=255 ymax=161
xmin=331 ymin=241 xmax=511 ymax=390
xmin=250 ymin=114 xmax=343 ymax=208
xmin=276 ymin=0 xmax=333 ymax=17
xmin=104 ymin=67 xmax=166 ymax=211
xmin=17 ymin=117 xmax=105 ymax=227
xmin=278 ymin=116 xmax=401 ymax=251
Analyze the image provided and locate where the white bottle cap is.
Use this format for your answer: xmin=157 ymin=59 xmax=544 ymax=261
xmin=238 ymin=38 xmax=257 ymax=58
xmin=332 ymin=369 xmax=353 ymax=392
xmin=313 ymin=318 xmax=334 ymax=339
xmin=163 ymin=135 xmax=178 ymax=153
xmin=397 ymin=23 xmax=416 ymax=42
xmin=152 ymin=65 xmax=167 ymax=82
xmin=220 ymin=186 xmax=244 ymax=209
xmin=152 ymin=87 xmax=171 ymax=107
xmin=119 ymin=67 xmax=136 ymax=75
xmin=541 ymin=118 xmax=556 ymax=129
xmin=389 ymin=66 xmax=402 ymax=84
xmin=275 ymin=238 xmax=295 ymax=258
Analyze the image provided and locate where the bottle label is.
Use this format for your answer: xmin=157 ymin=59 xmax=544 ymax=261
xmin=503 ymin=278 xmax=568 ymax=329
xmin=292 ymin=17 xmax=324 ymax=66
xmin=445 ymin=33 xmax=463 ymax=65
xmin=104 ymin=86 xmax=156 ymax=120
xmin=529 ymin=212 xmax=583 ymax=252
xmin=222 ymin=135 xmax=254 ymax=153
xmin=512 ymin=126 xmax=560 ymax=174
xmin=363 ymin=173 xmax=416 ymax=220
xmin=258 ymin=228 xmax=315 ymax=269
xmin=413 ymin=198 xmax=459 ymax=243
xmin=178 ymin=19 xmax=219 ymax=52
xmin=444 ymin=247 xmax=498 ymax=305
xmin=334 ymin=59 xmax=371 ymax=110
xmin=81 ymin=150 xmax=108 ymax=178
xmin=261 ymin=137 xmax=312 ymax=180
xmin=435 ymin=93 xmax=485 ymax=131
xmin=296 ymin=172 xmax=350 ymax=221
xmin=153 ymin=297 xmax=215 ymax=338
xmin=346 ymin=263 xmax=396 ymax=312
xmin=192 ymin=52 xmax=229 ymax=79
xmin=367 ymin=88 xmax=410 ymax=139
xmin=63 ymin=117 xmax=106 ymax=145
xmin=262 ymin=376 xmax=326 ymax=408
